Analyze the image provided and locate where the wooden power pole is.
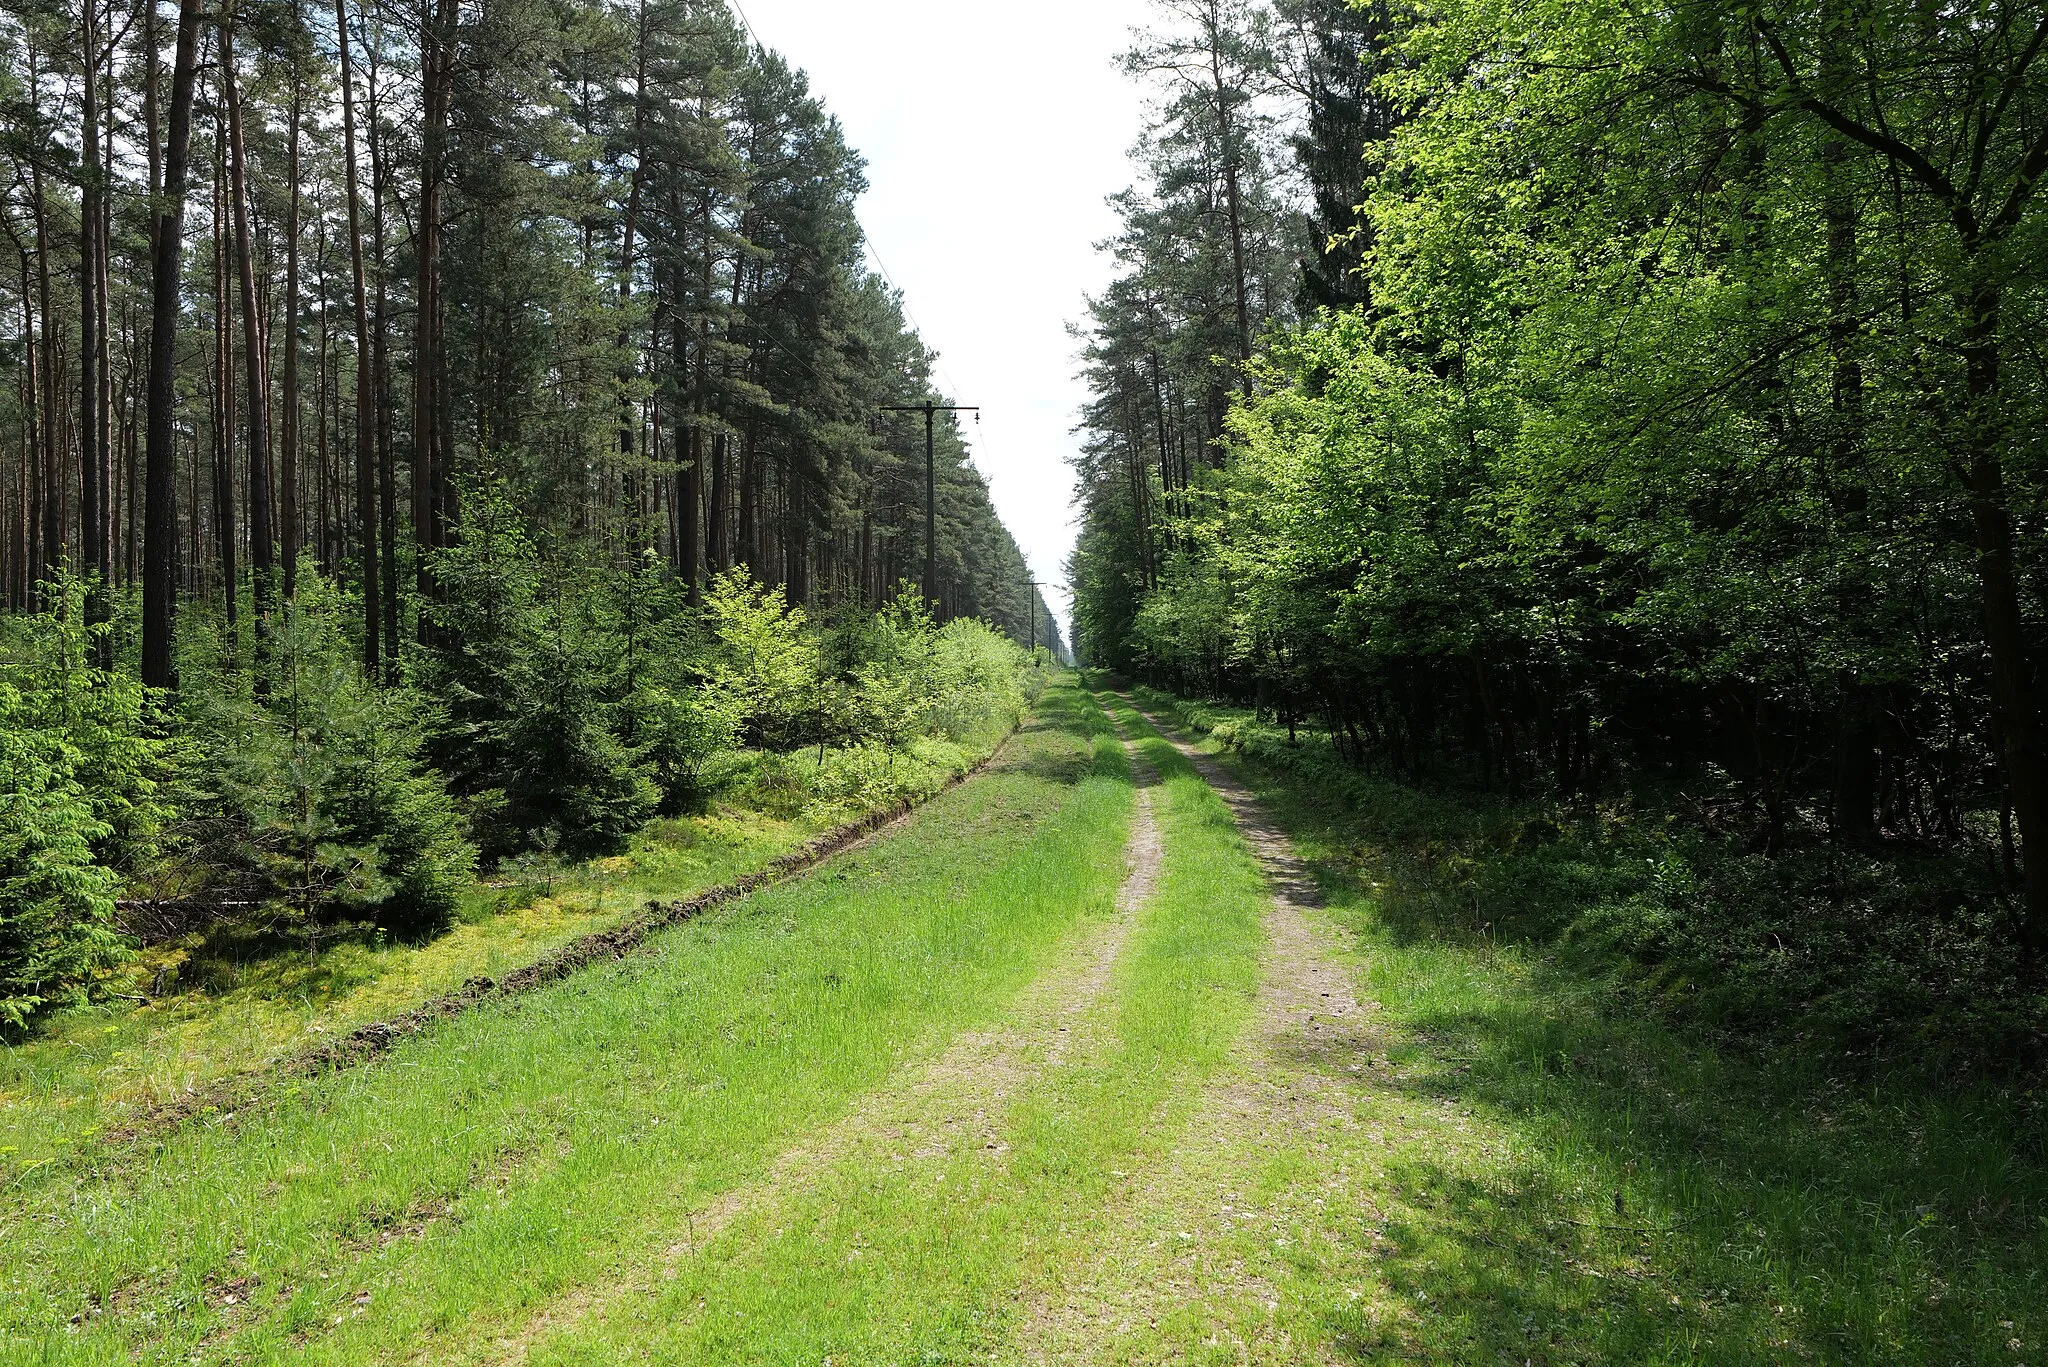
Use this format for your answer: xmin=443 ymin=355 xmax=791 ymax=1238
xmin=1026 ymin=578 xmax=1047 ymax=660
xmin=882 ymin=400 xmax=976 ymax=608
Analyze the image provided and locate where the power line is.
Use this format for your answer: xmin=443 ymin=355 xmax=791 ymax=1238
xmin=723 ymin=1 xmax=969 ymax=405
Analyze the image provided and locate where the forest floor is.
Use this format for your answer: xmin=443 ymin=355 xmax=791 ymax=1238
xmin=3 ymin=680 xmax=2041 ymax=1365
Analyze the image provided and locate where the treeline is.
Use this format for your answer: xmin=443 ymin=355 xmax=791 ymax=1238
xmin=1073 ymin=0 xmax=2048 ymax=959
xmin=0 ymin=0 xmax=1059 ymax=1026
xmin=2 ymin=565 xmax=1034 ymax=1026
xmin=0 ymin=0 xmax=1059 ymax=651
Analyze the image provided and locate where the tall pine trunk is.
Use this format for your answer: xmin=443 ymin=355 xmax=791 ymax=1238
xmin=280 ymin=52 xmax=302 ymax=598
xmin=142 ymin=0 xmax=202 ymax=690
xmin=223 ymin=23 xmax=275 ymax=665
xmin=367 ymin=32 xmax=399 ymax=671
xmin=211 ymin=108 xmax=238 ymax=656
xmin=413 ymin=0 xmax=458 ymax=632
xmin=79 ymin=0 xmax=106 ymax=629
xmin=335 ymin=0 xmax=377 ymax=674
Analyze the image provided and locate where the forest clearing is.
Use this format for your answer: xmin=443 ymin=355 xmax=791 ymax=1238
xmin=4 ymin=0 xmax=2047 ymax=1359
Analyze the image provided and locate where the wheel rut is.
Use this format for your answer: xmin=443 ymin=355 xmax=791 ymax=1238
xmin=1007 ymin=696 xmax=1386 ymax=1363
xmin=477 ymin=717 xmax=1165 ymax=1367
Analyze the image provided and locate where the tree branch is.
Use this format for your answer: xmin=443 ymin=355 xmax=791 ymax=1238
xmin=1962 ymin=11 xmax=2048 ymax=204
xmin=1987 ymin=120 xmax=2048 ymax=241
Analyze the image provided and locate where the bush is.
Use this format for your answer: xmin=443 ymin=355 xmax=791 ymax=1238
xmin=624 ymin=683 xmax=742 ymax=815
xmin=703 ymin=569 xmax=823 ymax=751
xmin=0 ymin=718 xmax=126 ymax=1029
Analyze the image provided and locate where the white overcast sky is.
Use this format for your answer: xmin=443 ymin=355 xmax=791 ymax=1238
xmin=729 ymin=0 xmax=1153 ymax=639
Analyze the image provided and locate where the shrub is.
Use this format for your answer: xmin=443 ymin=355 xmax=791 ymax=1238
xmin=0 ymin=713 xmax=126 ymax=1029
xmin=624 ymin=683 xmax=743 ymax=815
xmin=703 ymin=569 xmax=821 ymax=751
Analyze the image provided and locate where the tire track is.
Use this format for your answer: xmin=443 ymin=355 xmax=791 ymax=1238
xmin=1007 ymin=695 xmax=1385 ymax=1363
xmin=476 ymin=717 xmax=1164 ymax=1367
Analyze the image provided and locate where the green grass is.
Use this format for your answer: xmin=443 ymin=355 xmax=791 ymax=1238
xmin=17 ymin=674 xmax=2035 ymax=1365
xmin=0 ymin=809 xmax=806 ymax=1175
xmin=504 ymin=687 xmax=1271 ymax=1365
xmin=0 ymin=684 xmax=1121 ymax=1366
xmin=0 ymin=709 xmax=1015 ymax=1181
xmin=1091 ymin=681 xmax=2048 ymax=1366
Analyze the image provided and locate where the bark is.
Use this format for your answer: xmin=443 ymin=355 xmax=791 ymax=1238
xmin=708 ymin=430 xmax=728 ymax=572
xmin=223 ymin=24 xmax=275 ymax=659
xmin=335 ymin=0 xmax=377 ymax=674
xmin=413 ymin=0 xmax=458 ymax=631
xmin=31 ymin=147 xmax=57 ymax=601
xmin=615 ymin=0 xmax=648 ymax=521
xmin=280 ymin=54 xmax=302 ymax=597
xmin=1206 ymin=11 xmax=1252 ymax=364
xmin=10 ymin=221 xmax=41 ymax=609
xmin=1819 ymin=6 xmax=1876 ymax=841
xmin=80 ymin=0 xmax=106 ymax=616
xmin=739 ymin=418 xmax=757 ymax=573
xmin=213 ymin=146 xmax=238 ymax=651
xmin=1962 ymin=282 xmax=2047 ymax=953
xmin=367 ymin=29 xmax=398 ymax=673
xmin=8 ymin=235 xmax=33 ymax=608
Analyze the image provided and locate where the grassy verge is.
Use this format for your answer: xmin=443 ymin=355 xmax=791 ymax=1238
xmin=506 ymin=688 xmax=1271 ymax=1365
xmin=1100 ymin=680 xmax=2047 ymax=1366
xmin=1126 ymin=690 xmax=2044 ymax=1074
xmin=0 ymin=710 xmax=1016 ymax=1180
xmin=0 ymin=685 xmax=1106 ymax=1366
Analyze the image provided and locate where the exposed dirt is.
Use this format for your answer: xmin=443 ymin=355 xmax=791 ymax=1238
xmin=475 ymin=722 xmax=1166 ymax=1367
xmin=1005 ymin=698 xmax=1390 ymax=1364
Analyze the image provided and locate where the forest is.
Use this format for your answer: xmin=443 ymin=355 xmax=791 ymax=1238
xmin=0 ymin=0 xmax=1059 ymax=1026
xmin=4 ymin=1 xmax=2046 ymax=1361
xmin=1070 ymin=0 xmax=2048 ymax=1062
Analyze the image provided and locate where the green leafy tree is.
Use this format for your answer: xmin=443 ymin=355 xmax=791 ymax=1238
xmin=423 ymin=478 xmax=656 ymax=859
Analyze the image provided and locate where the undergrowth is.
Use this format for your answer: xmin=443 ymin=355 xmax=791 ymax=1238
xmin=1127 ymin=685 xmax=2048 ymax=1085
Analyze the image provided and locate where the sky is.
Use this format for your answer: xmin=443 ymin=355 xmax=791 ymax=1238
xmin=728 ymin=0 xmax=1154 ymax=643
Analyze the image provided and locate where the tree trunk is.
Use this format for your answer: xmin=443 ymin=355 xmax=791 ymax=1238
xmin=30 ymin=117 xmax=59 ymax=604
xmin=280 ymin=50 xmax=302 ymax=597
xmin=367 ymin=29 xmax=399 ymax=673
xmin=335 ymin=0 xmax=378 ymax=673
xmin=1207 ymin=18 xmax=1252 ymax=364
xmin=212 ymin=112 xmax=239 ymax=654
xmin=79 ymin=0 xmax=106 ymax=620
xmin=413 ymin=0 xmax=458 ymax=632
xmin=223 ymin=24 xmax=275 ymax=667
xmin=708 ymin=430 xmax=727 ymax=573
xmin=142 ymin=0 xmax=201 ymax=687
xmin=1961 ymin=282 xmax=2046 ymax=954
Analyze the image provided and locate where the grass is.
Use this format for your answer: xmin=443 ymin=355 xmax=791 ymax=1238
xmin=500 ymin=688 xmax=1272 ymax=1365
xmin=1083 ymin=681 xmax=2048 ymax=1366
xmin=0 ymin=709 xmax=1014 ymax=1180
xmin=0 ymin=684 xmax=1117 ymax=1366
xmin=14 ymin=674 xmax=2040 ymax=1365
xmin=0 ymin=810 xmax=805 ymax=1175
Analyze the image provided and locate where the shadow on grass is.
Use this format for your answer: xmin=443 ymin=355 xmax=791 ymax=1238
xmin=175 ymin=917 xmax=413 ymax=1001
xmin=1125 ymin=694 xmax=2048 ymax=1365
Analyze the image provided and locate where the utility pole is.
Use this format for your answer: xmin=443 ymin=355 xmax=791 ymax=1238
xmin=1025 ymin=579 xmax=1047 ymax=661
xmin=882 ymin=400 xmax=977 ymax=608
